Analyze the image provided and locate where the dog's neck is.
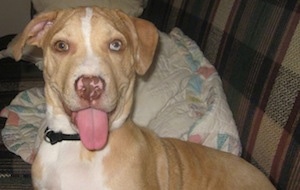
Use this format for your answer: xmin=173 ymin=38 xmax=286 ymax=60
xmin=44 ymin=127 xmax=80 ymax=145
xmin=46 ymin=104 xmax=77 ymax=133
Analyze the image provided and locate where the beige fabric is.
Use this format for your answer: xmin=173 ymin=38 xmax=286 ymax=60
xmin=32 ymin=0 xmax=147 ymax=16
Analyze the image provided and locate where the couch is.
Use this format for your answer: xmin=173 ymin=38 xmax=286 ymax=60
xmin=141 ymin=0 xmax=299 ymax=189
xmin=0 ymin=0 xmax=299 ymax=189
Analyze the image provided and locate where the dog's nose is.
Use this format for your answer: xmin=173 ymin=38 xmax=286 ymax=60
xmin=75 ymin=76 xmax=105 ymax=101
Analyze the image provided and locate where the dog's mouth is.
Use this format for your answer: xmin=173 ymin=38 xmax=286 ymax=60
xmin=62 ymin=75 xmax=110 ymax=150
xmin=71 ymin=108 xmax=109 ymax=151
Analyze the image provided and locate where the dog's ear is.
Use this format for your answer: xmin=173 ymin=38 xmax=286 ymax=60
xmin=131 ymin=18 xmax=159 ymax=75
xmin=13 ymin=11 xmax=58 ymax=61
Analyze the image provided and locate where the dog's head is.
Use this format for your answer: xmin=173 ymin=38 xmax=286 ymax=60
xmin=13 ymin=7 xmax=158 ymax=150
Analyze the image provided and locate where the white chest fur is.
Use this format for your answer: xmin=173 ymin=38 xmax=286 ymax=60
xmin=33 ymin=141 xmax=111 ymax=190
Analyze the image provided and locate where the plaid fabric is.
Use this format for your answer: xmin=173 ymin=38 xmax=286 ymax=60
xmin=143 ymin=0 xmax=300 ymax=189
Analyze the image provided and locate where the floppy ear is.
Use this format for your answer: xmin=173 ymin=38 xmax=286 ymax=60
xmin=131 ymin=17 xmax=159 ymax=75
xmin=13 ymin=11 xmax=57 ymax=61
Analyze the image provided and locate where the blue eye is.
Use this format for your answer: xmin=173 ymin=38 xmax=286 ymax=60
xmin=109 ymin=40 xmax=122 ymax=51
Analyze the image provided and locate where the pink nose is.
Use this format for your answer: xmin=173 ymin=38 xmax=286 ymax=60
xmin=75 ymin=76 xmax=105 ymax=101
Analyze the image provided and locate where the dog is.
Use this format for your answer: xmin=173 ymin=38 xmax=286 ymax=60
xmin=12 ymin=7 xmax=275 ymax=190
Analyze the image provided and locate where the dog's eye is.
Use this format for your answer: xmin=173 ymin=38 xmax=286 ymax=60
xmin=54 ymin=41 xmax=69 ymax=52
xmin=109 ymin=40 xmax=122 ymax=51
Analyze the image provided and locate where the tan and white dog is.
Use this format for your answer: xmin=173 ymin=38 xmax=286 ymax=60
xmin=12 ymin=7 xmax=275 ymax=190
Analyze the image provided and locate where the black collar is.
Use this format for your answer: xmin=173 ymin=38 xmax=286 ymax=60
xmin=44 ymin=127 xmax=80 ymax=145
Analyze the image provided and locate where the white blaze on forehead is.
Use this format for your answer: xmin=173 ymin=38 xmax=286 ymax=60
xmin=74 ymin=7 xmax=101 ymax=79
xmin=78 ymin=7 xmax=101 ymax=75
xmin=81 ymin=7 xmax=94 ymax=57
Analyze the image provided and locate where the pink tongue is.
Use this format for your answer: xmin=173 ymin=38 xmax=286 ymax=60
xmin=74 ymin=108 xmax=108 ymax=150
